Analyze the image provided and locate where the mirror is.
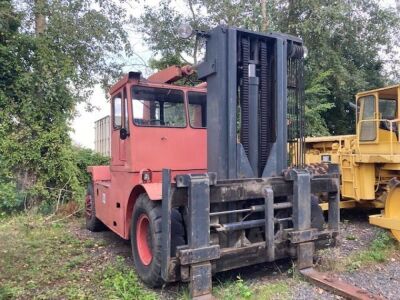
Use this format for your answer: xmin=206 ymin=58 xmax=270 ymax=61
xmin=120 ymin=128 xmax=129 ymax=140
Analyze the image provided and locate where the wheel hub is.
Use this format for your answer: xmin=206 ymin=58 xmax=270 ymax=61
xmin=136 ymin=214 xmax=153 ymax=265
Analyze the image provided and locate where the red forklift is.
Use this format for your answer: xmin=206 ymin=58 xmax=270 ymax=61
xmin=86 ymin=25 xmax=374 ymax=299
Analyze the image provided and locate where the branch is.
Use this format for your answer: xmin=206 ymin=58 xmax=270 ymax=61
xmin=261 ymin=0 xmax=269 ymax=32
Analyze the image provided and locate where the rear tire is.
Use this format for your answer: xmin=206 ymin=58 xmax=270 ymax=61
xmin=85 ymin=182 xmax=105 ymax=232
xmin=131 ymin=194 xmax=185 ymax=287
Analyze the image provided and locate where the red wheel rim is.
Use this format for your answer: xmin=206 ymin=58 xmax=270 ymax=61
xmin=85 ymin=194 xmax=92 ymax=218
xmin=136 ymin=214 xmax=152 ymax=265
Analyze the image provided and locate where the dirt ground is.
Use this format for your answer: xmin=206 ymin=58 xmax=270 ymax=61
xmin=71 ymin=209 xmax=400 ymax=300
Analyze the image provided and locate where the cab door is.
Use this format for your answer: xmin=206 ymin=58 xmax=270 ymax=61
xmin=111 ymin=89 xmax=129 ymax=166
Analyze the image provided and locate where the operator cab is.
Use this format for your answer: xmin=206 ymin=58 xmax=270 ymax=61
xmin=109 ymin=71 xmax=207 ymax=173
xmin=356 ymin=84 xmax=400 ymax=154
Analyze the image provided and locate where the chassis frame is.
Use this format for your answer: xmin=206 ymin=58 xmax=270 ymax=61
xmin=160 ymin=166 xmax=340 ymax=298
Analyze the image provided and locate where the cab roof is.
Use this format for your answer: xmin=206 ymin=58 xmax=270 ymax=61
xmin=109 ymin=71 xmax=206 ymax=95
xmin=357 ymin=84 xmax=400 ymax=99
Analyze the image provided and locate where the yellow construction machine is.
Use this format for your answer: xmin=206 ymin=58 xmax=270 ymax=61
xmin=302 ymin=84 xmax=400 ymax=240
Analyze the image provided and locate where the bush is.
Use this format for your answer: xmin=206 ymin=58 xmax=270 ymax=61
xmin=0 ymin=179 xmax=24 ymax=215
xmin=73 ymin=147 xmax=109 ymax=188
xmin=0 ymin=146 xmax=109 ymax=215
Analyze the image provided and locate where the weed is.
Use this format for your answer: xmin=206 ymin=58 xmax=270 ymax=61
xmin=235 ymin=277 xmax=253 ymax=299
xmin=346 ymin=231 xmax=397 ymax=271
xmin=287 ymin=260 xmax=301 ymax=280
xmin=214 ymin=277 xmax=292 ymax=300
xmin=83 ymin=239 xmax=96 ymax=248
xmin=256 ymin=282 xmax=291 ymax=299
xmin=0 ymin=285 xmax=17 ymax=300
xmin=346 ymin=234 xmax=356 ymax=240
xmin=0 ymin=214 xmax=154 ymax=299
xmin=102 ymin=256 xmax=157 ymax=300
xmin=214 ymin=276 xmax=253 ymax=300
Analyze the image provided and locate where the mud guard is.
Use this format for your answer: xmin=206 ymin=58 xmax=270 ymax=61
xmin=139 ymin=183 xmax=162 ymax=200
xmin=87 ymin=166 xmax=111 ymax=181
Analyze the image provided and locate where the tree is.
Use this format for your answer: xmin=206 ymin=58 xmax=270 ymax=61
xmin=135 ymin=0 xmax=264 ymax=70
xmin=0 ymin=0 xmax=132 ymax=212
xmin=277 ymin=0 xmax=400 ymax=134
xmin=135 ymin=0 xmax=400 ymax=135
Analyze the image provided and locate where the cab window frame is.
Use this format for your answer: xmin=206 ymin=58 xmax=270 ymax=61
xmin=112 ymin=92 xmax=123 ymax=130
xmin=123 ymin=87 xmax=129 ymax=132
xmin=378 ymin=98 xmax=397 ymax=120
xmin=188 ymin=91 xmax=207 ymax=129
xmin=358 ymin=94 xmax=377 ymax=142
xmin=131 ymin=85 xmax=187 ymax=128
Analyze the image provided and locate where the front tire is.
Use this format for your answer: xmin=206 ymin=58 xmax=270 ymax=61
xmin=131 ymin=194 xmax=185 ymax=287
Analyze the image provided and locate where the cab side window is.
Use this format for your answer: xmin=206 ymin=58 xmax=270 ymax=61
xmin=359 ymin=95 xmax=376 ymax=141
xmin=188 ymin=92 xmax=207 ymax=128
xmin=379 ymin=99 xmax=396 ymax=120
xmin=113 ymin=93 xmax=122 ymax=129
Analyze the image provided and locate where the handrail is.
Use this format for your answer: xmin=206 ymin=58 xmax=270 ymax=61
xmin=357 ymin=118 xmax=400 ymax=156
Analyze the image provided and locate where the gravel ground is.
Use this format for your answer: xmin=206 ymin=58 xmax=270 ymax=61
xmin=71 ymin=209 xmax=400 ymax=299
xmin=341 ymin=262 xmax=400 ymax=300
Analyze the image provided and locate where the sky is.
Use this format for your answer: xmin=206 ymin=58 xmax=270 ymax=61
xmin=70 ymin=0 xmax=399 ymax=150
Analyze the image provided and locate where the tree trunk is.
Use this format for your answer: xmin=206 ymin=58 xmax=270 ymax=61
xmin=188 ymin=0 xmax=198 ymax=64
xmin=261 ymin=0 xmax=269 ymax=32
xmin=34 ymin=0 xmax=46 ymax=34
xmin=287 ymin=0 xmax=296 ymax=34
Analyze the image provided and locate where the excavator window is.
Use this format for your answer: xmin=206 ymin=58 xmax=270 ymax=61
xmin=188 ymin=92 xmax=206 ymax=128
xmin=359 ymin=95 xmax=377 ymax=141
xmin=131 ymin=86 xmax=186 ymax=127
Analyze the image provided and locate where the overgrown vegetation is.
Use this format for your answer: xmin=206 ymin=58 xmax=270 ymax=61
xmin=0 ymin=214 xmax=156 ymax=300
xmin=0 ymin=0 xmax=123 ymax=214
xmin=346 ymin=231 xmax=399 ymax=272
xmin=317 ymin=230 xmax=399 ymax=273
xmin=213 ymin=276 xmax=291 ymax=300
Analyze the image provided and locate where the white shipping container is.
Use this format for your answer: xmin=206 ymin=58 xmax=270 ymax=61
xmin=94 ymin=116 xmax=111 ymax=157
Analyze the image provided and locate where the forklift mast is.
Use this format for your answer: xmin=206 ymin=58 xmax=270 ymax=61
xmin=198 ymin=26 xmax=305 ymax=179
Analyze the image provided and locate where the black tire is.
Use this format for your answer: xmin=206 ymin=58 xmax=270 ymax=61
xmin=131 ymin=194 xmax=185 ymax=287
xmin=311 ymin=195 xmax=324 ymax=230
xmin=85 ymin=183 xmax=105 ymax=232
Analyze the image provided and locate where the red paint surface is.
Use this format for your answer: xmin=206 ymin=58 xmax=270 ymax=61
xmin=89 ymin=75 xmax=207 ymax=239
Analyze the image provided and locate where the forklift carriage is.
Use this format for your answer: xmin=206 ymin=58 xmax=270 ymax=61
xmin=87 ymin=26 xmax=340 ymax=299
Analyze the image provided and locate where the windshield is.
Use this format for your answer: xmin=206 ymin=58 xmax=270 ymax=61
xmin=131 ymin=86 xmax=186 ymax=127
